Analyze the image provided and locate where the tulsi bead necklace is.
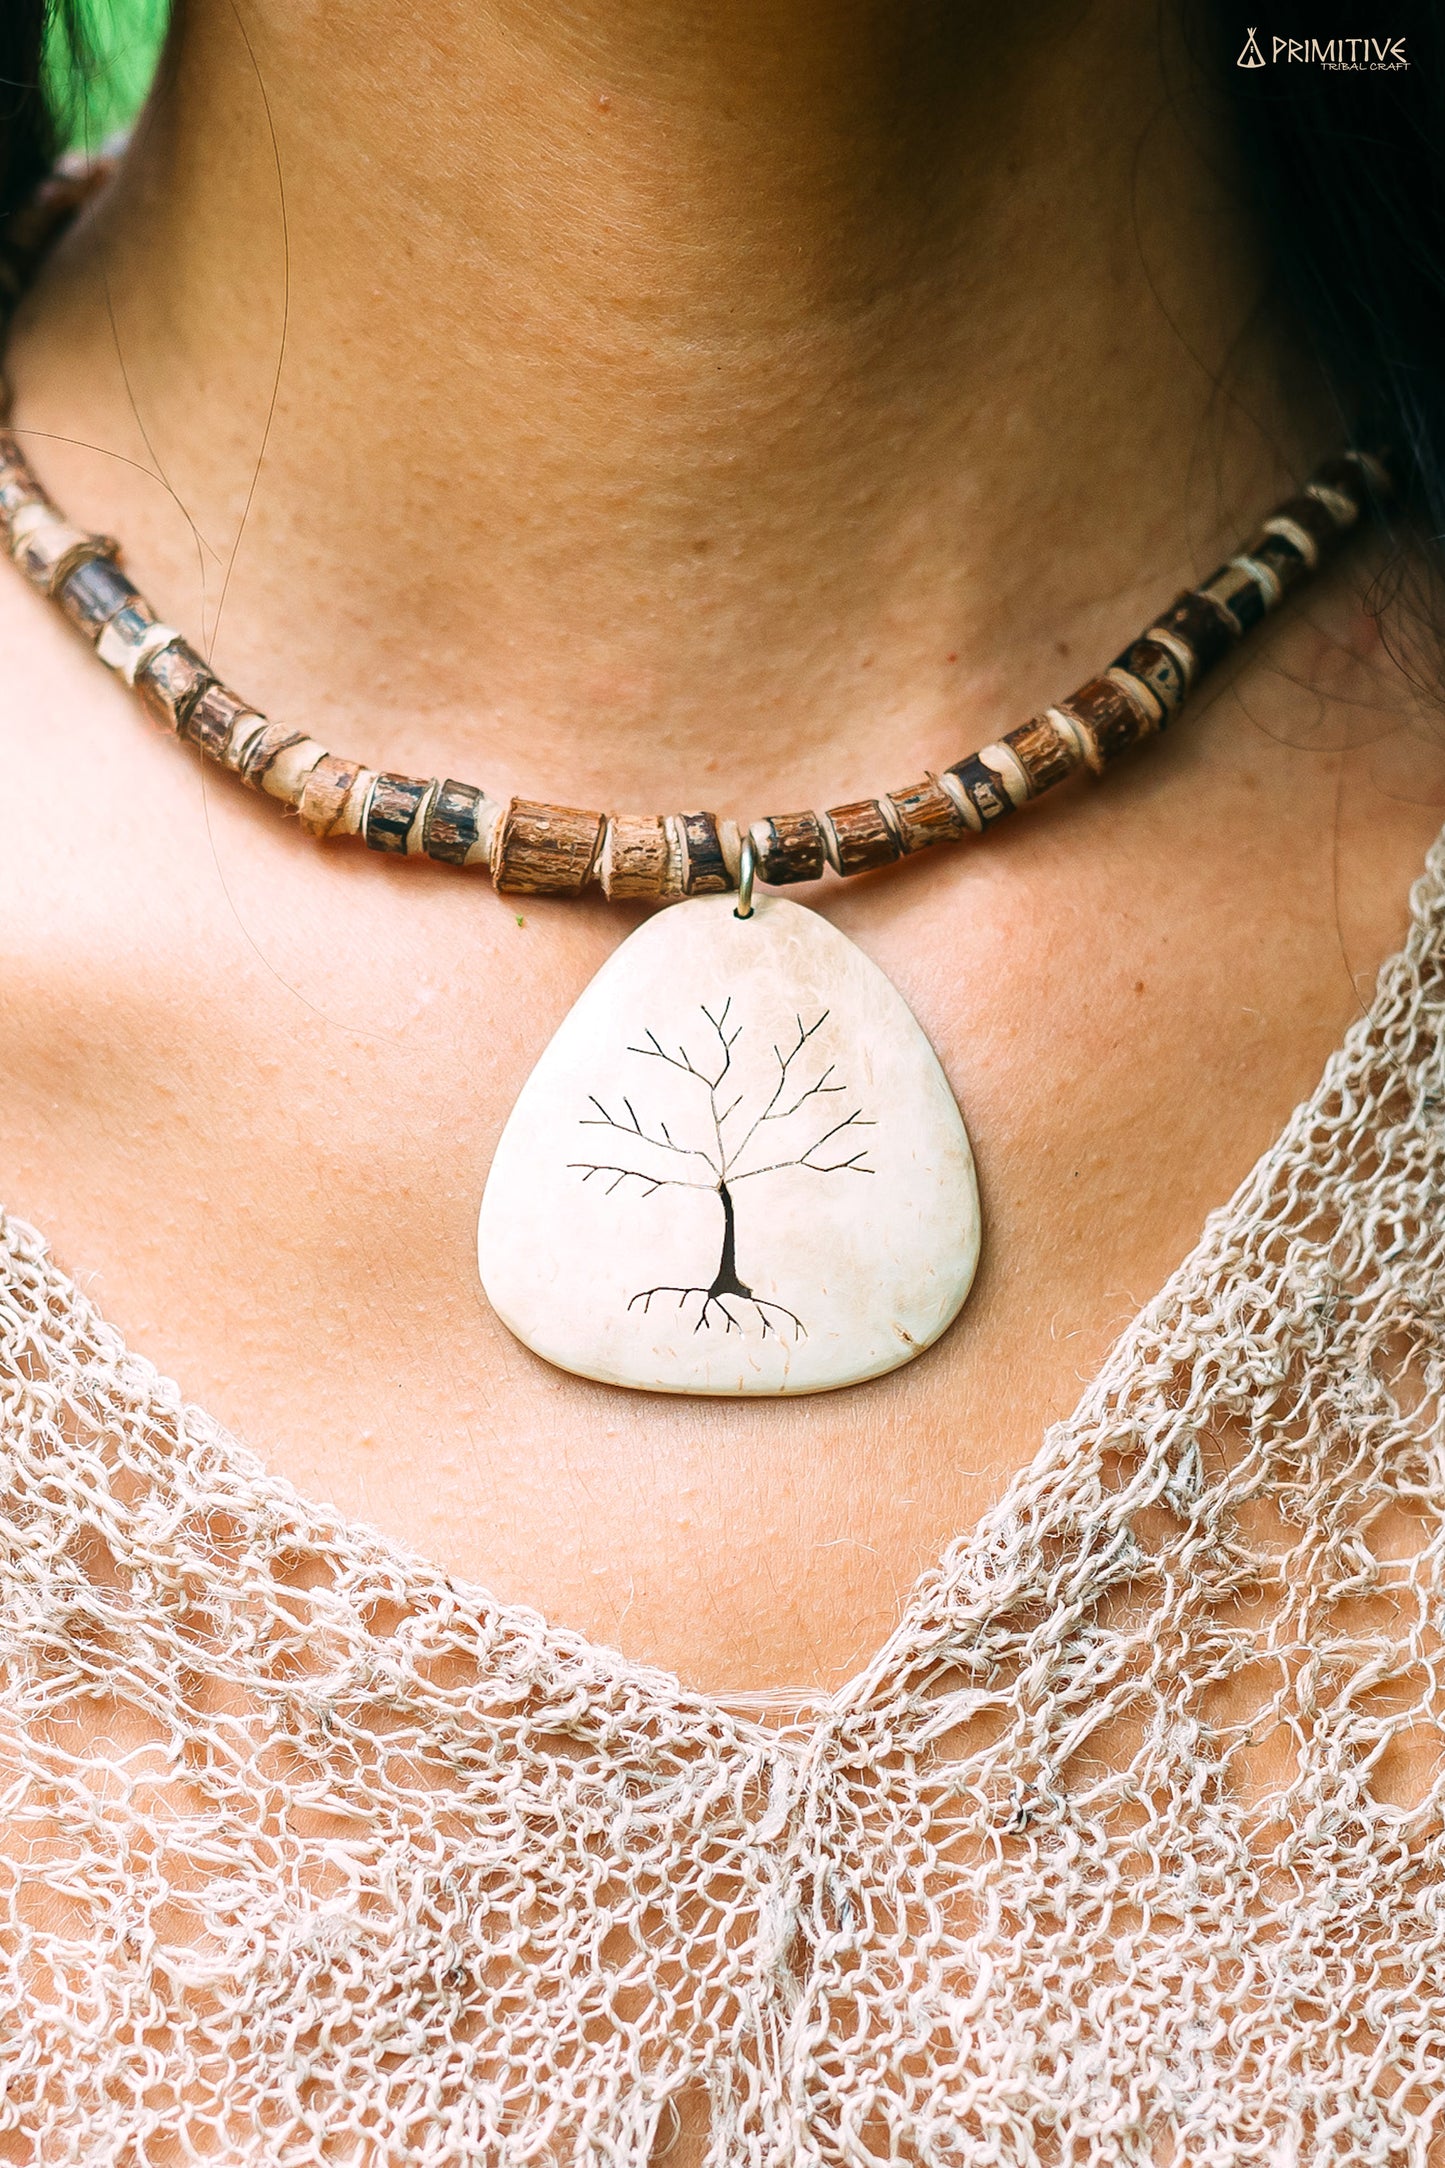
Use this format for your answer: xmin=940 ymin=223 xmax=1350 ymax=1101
xmin=0 ymin=161 xmax=1391 ymax=1399
xmin=0 ymin=428 xmax=1387 ymax=899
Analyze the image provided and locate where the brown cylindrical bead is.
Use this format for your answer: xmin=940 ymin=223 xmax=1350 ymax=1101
xmin=1243 ymin=528 xmax=1311 ymax=598
xmin=1197 ymin=559 xmax=1272 ymax=635
xmin=824 ymin=798 xmax=903 ymax=877
xmin=1108 ymin=637 xmax=1188 ymax=722
xmin=422 ymin=779 xmax=485 ymax=865
xmin=886 ymin=776 xmax=968 ymax=854
xmin=298 ymin=754 xmax=361 ymax=838
xmin=1149 ymin=589 xmax=1237 ymax=679
xmin=600 ymin=815 xmax=671 ymax=900
xmin=180 ymin=684 xmax=263 ymax=765
xmin=1265 ymin=494 xmax=1337 ymax=564
xmin=55 ymin=553 xmax=139 ymax=641
xmin=137 ymin=640 xmax=214 ymax=734
xmin=1000 ymin=712 xmax=1083 ymax=797
xmin=364 ymin=772 xmax=433 ymax=851
xmin=1310 ymin=452 xmax=1374 ymax=518
xmin=1104 ymin=668 xmax=1163 ymax=728
xmin=493 ymin=799 xmax=604 ymax=895
xmin=943 ymin=754 xmax=1018 ymax=828
xmin=680 ymin=810 xmax=733 ymax=895
xmin=1057 ymin=675 xmax=1156 ymax=772
xmin=751 ymin=810 xmax=827 ymax=887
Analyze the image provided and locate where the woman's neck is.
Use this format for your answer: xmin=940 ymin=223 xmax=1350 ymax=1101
xmin=12 ymin=0 xmax=1324 ymax=807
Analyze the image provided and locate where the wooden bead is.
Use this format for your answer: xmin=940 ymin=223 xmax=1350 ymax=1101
xmin=1107 ymin=637 xmax=1188 ymax=723
xmin=136 ymin=640 xmax=214 ymax=734
xmin=363 ymin=772 xmax=433 ymax=852
xmin=751 ymin=810 xmax=827 ymax=886
xmin=298 ymin=753 xmax=362 ymax=838
xmin=976 ymin=743 xmax=1032 ymax=806
xmin=1243 ymin=526 xmax=1311 ymax=598
xmin=717 ymin=818 xmax=743 ymax=883
xmin=886 ymin=776 xmax=968 ymax=854
xmin=1056 ymin=675 xmax=1156 ymax=772
xmin=493 ymin=799 xmax=604 ymax=895
xmin=659 ymin=818 xmax=691 ymax=897
xmin=180 ymin=683 xmax=264 ymax=766
xmin=942 ymin=754 xmax=1019 ymax=829
xmin=96 ymin=606 xmax=177 ymax=688
xmin=339 ymin=770 xmax=378 ymax=837
xmin=1103 ymin=665 xmax=1163 ymax=729
xmin=1000 ymin=710 xmax=1084 ymax=796
xmin=1303 ymin=479 xmax=1359 ymax=530
xmin=1264 ymin=494 xmax=1336 ymax=564
xmin=1310 ymin=452 xmax=1374 ymax=520
xmin=470 ymin=800 xmax=502 ymax=866
xmin=259 ymin=736 xmax=327 ymax=806
xmin=8 ymin=503 xmax=115 ymax=595
xmin=1148 ymin=589 xmax=1237 ymax=679
xmin=680 ymin=810 xmax=733 ymax=895
xmin=823 ymin=798 xmax=903 ymax=876
xmin=1196 ymin=558 xmax=1272 ymax=635
xmin=55 ymin=552 xmax=140 ymax=641
xmin=423 ymin=778 xmax=487 ymax=865
xmin=599 ymin=814 xmax=671 ymax=900
xmin=227 ymin=719 xmax=285 ymax=778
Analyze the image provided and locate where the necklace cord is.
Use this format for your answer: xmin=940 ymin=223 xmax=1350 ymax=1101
xmin=0 ymin=158 xmax=1392 ymax=910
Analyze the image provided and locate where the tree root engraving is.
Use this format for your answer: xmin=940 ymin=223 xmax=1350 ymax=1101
xmin=627 ymin=1283 xmax=807 ymax=1342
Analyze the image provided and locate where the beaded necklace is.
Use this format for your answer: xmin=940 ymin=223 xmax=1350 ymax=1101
xmin=0 ymin=161 xmax=1388 ymax=1398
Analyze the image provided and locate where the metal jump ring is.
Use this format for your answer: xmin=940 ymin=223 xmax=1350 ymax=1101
xmin=734 ymin=832 xmax=757 ymax=920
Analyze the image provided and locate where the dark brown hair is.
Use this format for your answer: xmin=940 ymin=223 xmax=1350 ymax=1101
xmin=0 ymin=0 xmax=70 ymax=221
xmin=1212 ymin=2 xmax=1445 ymax=543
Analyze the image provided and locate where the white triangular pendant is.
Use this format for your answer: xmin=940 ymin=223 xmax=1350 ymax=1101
xmin=478 ymin=893 xmax=980 ymax=1395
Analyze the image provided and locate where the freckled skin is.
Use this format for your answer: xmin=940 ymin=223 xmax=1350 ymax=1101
xmin=2 ymin=0 xmax=1443 ymax=1699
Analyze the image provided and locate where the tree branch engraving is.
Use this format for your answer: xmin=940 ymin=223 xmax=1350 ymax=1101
xmin=570 ymin=1002 xmax=874 ymax=1338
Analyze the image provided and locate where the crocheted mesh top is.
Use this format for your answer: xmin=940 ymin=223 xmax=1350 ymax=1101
xmin=3 ymin=838 xmax=1445 ymax=2166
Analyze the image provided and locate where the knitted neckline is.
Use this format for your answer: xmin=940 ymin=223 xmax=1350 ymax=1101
xmin=6 ymin=834 xmax=1444 ymax=2163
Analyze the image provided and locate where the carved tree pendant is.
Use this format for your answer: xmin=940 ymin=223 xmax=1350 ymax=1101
xmin=477 ymin=894 xmax=981 ymax=1396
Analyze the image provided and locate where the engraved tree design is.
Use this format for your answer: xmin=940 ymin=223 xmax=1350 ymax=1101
xmin=570 ymin=1000 xmax=874 ymax=1338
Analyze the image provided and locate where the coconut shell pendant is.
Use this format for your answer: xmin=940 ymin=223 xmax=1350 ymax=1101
xmin=477 ymin=894 xmax=980 ymax=1396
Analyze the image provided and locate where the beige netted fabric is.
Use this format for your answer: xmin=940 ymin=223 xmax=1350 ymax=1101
xmin=3 ymin=844 xmax=1445 ymax=2165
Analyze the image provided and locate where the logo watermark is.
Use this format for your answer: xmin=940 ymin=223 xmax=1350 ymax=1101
xmin=1235 ymin=27 xmax=1408 ymax=69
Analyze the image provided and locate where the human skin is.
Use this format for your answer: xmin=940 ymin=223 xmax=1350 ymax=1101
xmin=1 ymin=0 xmax=1442 ymax=1699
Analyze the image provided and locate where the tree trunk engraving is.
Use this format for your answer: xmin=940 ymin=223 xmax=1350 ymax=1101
xmin=709 ymin=1183 xmax=750 ymax=1304
xmin=570 ymin=1000 xmax=874 ymax=1339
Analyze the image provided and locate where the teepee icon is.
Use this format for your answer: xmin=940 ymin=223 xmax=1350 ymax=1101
xmin=1237 ymin=26 xmax=1266 ymax=67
